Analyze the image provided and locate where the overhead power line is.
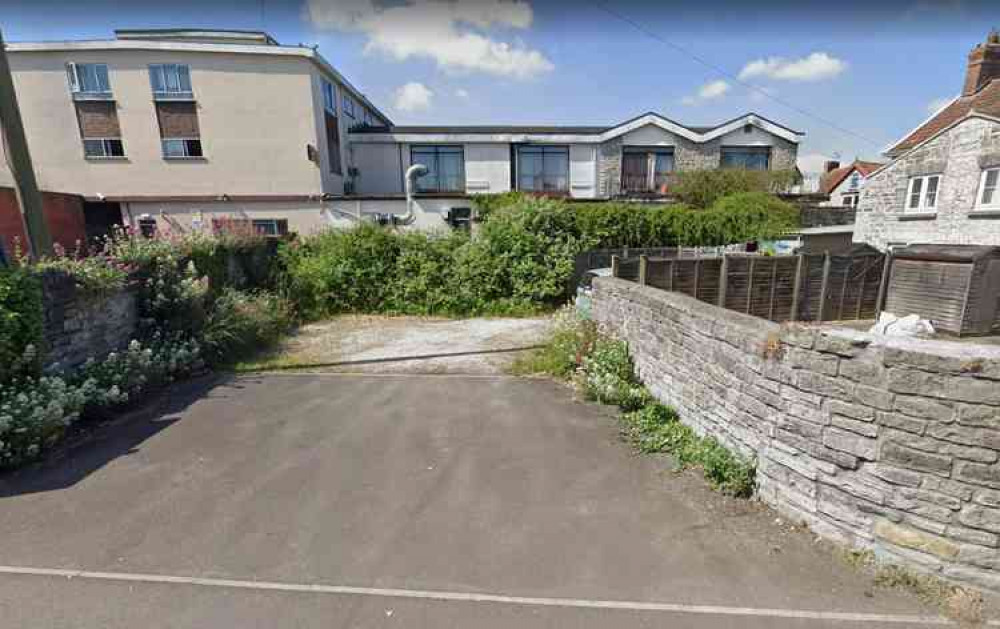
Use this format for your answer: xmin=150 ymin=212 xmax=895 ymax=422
xmin=593 ymin=1 xmax=888 ymax=151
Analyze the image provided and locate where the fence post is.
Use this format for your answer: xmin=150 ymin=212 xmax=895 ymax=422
xmin=717 ymin=255 xmax=728 ymax=308
xmin=875 ymin=252 xmax=892 ymax=319
xmin=638 ymin=255 xmax=648 ymax=286
xmin=818 ymin=252 xmax=832 ymax=322
xmin=767 ymin=257 xmax=779 ymax=321
xmin=611 ymin=255 xmax=620 ymax=279
xmin=746 ymin=256 xmax=756 ymax=315
xmin=668 ymin=260 xmax=675 ymax=291
xmin=790 ymin=254 xmax=805 ymax=321
xmin=693 ymin=259 xmax=701 ymax=300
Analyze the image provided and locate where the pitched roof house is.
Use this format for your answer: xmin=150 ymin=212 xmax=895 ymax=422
xmin=854 ymin=31 xmax=1000 ymax=250
xmin=819 ymin=160 xmax=884 ymax=207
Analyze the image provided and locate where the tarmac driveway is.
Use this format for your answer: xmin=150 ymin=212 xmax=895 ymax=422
xmin=0 ymin=374 xmax=947 ymax=628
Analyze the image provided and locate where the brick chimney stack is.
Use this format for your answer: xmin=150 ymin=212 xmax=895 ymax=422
xmin=963 ymin=29 xmax=1000 ymax=96
xmin=823 ymin=160 xmax=840 ymax=173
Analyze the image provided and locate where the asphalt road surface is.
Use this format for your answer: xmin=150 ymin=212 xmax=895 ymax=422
xmin=0 ymin=374 xmax=951 ymax=628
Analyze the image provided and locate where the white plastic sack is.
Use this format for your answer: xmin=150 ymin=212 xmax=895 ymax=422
xmin=869 ymin=312 xmax=935 ymax=337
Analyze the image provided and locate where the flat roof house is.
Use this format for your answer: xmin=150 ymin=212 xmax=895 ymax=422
xmin=332 ymin=112 xmax=802 ymax=229
xmin=1 ymin=28 xmax=804 ymax=237
xmin=854 ymin=31 xmax=1000 ymax=250
xmin=1 ymin=28 xmax=390 ymax=237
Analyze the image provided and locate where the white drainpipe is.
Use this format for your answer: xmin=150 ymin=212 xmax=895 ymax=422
xmin=400 ymin=163 xmax=428 ymax=226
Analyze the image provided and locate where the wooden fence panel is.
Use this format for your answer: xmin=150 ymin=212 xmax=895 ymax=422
xmin=614 ymin=250 xmax=887 ymax=325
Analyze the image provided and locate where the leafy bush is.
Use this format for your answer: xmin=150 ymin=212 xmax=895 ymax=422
xmin=0 ymin=266 xmax=43 ymax=385
xmin=670 ymin=169 xmax=798 ymax=208
xmin=33 ymin=252 xmax=129 ymax=296
xmin=0 ymin=335 xmax=203 ymax=469
xmin=202 ymin=289 xmax=293 ymax=365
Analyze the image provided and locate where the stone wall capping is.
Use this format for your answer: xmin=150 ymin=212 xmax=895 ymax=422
xmin=593 ymin=275 xmax=1000 ymax=591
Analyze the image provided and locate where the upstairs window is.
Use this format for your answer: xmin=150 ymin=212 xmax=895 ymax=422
xmin=363 ymin=109 xmax=375 ymax=126
xmin=411 ymin=145 xmax=465 ymax=192
xmin=75 ymin=100 xmax=124 ymax=158
xmin=156 ymin=102 xmax=203 ymax=159
xmin=978 ymin=168 xmax=999 ymax=208
xmin=149 ymin=64 xmax=193 ymax=100
xmin=342 ymin=94 xmax=356 ymax=118
xmin=66 ymin=63 xmax=111 ymax=98
xmin=848 ymin=172 xmax=861 ymax=190
xmin=906 ymin=174 xmax=940 ymax=212
xmin=322 ymin=80 xmax=337 ymax=114
xmin=516 ymin=145 xmax=569 ymax=193
xmin=720 ymin=146 xmax=770 ymax=170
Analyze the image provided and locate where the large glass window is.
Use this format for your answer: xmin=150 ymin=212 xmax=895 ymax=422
xmin=517 ymin=145 xmax=569 ymax=193
xmin=411 ymin=145 xmax=465 ymax=192
xmin=66 ymin=63 xmax=111 ymax=96
xmin=621 ymin=148 xmax=674 ymax=193
xmin=720 ymin=146 xmax=771 ymax=170
xmin=149 ymin=64 xmax=193 ymax=99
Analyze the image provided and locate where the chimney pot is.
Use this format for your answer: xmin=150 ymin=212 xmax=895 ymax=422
xmin=963 ymin=31 xmax=1000 ymax=96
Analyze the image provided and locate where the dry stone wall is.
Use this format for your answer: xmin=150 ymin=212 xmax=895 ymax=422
xmin=40 ymin=271 xmax=138 ymax=373
xmin=593 ymin=276 xmax=1000 ymax=591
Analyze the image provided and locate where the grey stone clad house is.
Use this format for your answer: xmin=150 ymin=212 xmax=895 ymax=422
xmin=855 ymin=32 xmax=1000 ymax=250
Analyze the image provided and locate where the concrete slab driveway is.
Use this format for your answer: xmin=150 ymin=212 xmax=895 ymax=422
xmin=0 ymin=374 xmax=947 ymax=628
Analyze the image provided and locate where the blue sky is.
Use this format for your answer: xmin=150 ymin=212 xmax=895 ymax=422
xmin=3 ymin=0 xmax=998 ymax=174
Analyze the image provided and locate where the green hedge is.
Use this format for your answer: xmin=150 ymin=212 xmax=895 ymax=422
xmin=281 ymin=192 xmax=798 ymax=319
xmin=0 ymin=266 xmax=44 ymax=385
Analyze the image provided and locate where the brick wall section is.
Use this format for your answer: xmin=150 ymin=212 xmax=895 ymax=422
xmin=594 ymin=276 xmax=1000 ymax=592
xmin=0 ymin=187 xmax=87 ymax=256
xmin=855 ymin=117 xmax=1000 ymax=249
xmin=40 ymin=271 xmax=138 ymax=373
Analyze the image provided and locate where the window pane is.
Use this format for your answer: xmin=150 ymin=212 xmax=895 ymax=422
xmin=185 ymin=140 xmax=203 ymax=157
xmin=83 ymin=139 xmax=105 ymax=157
xmin=543 ymin=148 xmax=568 ymax=191
xmin=924 ymin=176 xmax=939 ymax=208
xmin=106 ymin=139 xmax=125 ymax=157
xmin=983 ymin=170 xmax=999 ymax=205
xmin=149 ymin=65 xmax=165 ymax=93
xmin=162 ymin=139 xmax=185 ymax=157
xmin=95 ymin=64 xmax=110 ymax=92
xmin=164 ymin=65 xmax=180 ymax=92
xmin=908 ymin=178 xmax=923 ymax=209
xmin=518 ymin=150 xmax=542 ymax=190
xmin=438 ymin=152 xmax=463 ymax=191
xmin=253 ymin=219 xmax=278 ymax=236
xmin=177 ymin=65 xmax=192 ymax=92
xmin=654 ymin=153 xmax=674 ymax=175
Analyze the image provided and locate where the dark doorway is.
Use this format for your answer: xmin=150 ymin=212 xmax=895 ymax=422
xmin=82 ymin=201 xmax=123 ymax=245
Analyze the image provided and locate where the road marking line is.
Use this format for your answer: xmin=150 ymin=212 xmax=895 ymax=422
xmin=0 ymin=565 xmax=963 ymax=625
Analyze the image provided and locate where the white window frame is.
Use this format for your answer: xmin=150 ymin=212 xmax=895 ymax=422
xmin=976 ymin=167 xmax=1000 ymax=210
xmin=322 ymin=80 xmax=337 ymax=115
xmin=161 ymin=138 xmax=204 ymax=159
xmin=906 ymin=174 xmax=941 ymax=213
xmin=82 ymin=138 xmax=125 ymax=159
xmin=149 ymin=64 xmax=193 ymax=100
xmin=66 ymin=62 xmax=112 ymax=98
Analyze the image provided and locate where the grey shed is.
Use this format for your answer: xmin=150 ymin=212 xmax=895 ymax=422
xmin=885 ymin=244 xmax=1000 ymax=336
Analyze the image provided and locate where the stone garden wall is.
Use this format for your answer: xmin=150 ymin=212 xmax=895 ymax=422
xmin=40 ymin=271 xmax=138 ymax=373
xmin=594 ymin=276 xmax=1000 ymax=591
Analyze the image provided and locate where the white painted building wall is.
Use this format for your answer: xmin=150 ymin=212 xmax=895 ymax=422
xmin=618 ymin=124 xmax=677 ymax=146
xmin=464 ymin=144 xmax=511 ymax=194
xmin=352 ymin=143 xmax=403 ymax=195
xmin=569 ymin=145 xmax=598 ymax=198
xmin=717 ymin=125 xmax=779 ymax=146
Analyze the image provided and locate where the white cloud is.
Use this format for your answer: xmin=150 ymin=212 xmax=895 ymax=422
xmin=738 ymin=52 xmax=847 ymax=82
xmin=926 ymin=96 xmax=955 ymax=115
xmin=681 ymin=79 xmax=730 ymax=105
xmin=305 ymin=0 xmax=553 ymax=80
xmin=455 ymin=88 xmax=470 ymax=99
xmin=393 ymin=82 xmax=434 ymax=112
